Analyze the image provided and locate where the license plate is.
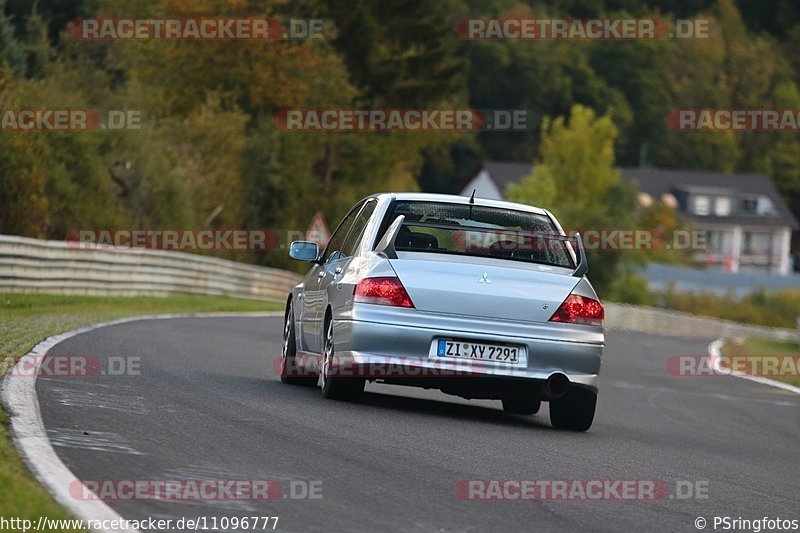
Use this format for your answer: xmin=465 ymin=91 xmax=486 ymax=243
xmin=436 ymin=339 xmax=520 ymax=364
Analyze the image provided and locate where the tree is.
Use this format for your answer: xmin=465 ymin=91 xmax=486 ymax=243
xmin=0 ymin=132 xmax=48 ymax=236
xmin=507 ymin=105 xmax=622 ymax=225
xmin=321 ymin=0 xmax=466 ymax=107
xmin=0 ymin=0 xmax=23 ymax=73
xmin=463 ymin=13 xmax=631 ymax=163
xmin=5 ymin=0 xmax=96 ymax=43
xmin=20 ymin=6 xmax=51 ymax=78
xmin=506 ymin=105 xmax=639 ymax=295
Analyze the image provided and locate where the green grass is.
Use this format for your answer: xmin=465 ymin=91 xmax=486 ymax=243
xmin=721 ymin=337 xmax=800 ymax=387
xmin=0 ymin=293 xmax=283 ymax=530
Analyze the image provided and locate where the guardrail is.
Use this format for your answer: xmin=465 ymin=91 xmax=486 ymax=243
xmin=0 ymin=235 xmax=300 ymax=300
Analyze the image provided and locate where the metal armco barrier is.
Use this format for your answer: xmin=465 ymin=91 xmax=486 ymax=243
xmin=0 ymin=235 xmax=300 ymax=300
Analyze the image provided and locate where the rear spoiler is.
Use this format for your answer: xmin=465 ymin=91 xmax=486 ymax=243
xmin=541 ymin=209 xmax=587 ymax=278
xmin=571 ymin=232 xmax=588 ymax=278
xmin=375 ymin=215 xmax=405 ymax=259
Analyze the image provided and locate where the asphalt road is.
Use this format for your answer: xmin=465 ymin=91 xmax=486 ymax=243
xmin=35 ymin=316 xmax=800 ymax=532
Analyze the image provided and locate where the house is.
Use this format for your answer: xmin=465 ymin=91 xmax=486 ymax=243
xmin=459 ymin=161 xmax=799 ymax=275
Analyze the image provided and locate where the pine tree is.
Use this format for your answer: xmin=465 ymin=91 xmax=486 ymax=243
xmin=0 ymin=0 xmax=24 ymax=74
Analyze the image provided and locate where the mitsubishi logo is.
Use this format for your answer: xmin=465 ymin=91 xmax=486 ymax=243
xmin=478 ymin=272 xmax=492 ymax=284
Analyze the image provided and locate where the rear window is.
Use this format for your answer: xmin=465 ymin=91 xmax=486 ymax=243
xmin=380 ymin=201 xmax=574 ymax=269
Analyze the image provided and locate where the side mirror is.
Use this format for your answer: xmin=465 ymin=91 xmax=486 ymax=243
xmin=289 ymin=241 xmax=319 ymax=262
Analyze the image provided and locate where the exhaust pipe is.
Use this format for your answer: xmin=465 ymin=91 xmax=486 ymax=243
xmin=543 ymin=373 xmax=570 ymax=399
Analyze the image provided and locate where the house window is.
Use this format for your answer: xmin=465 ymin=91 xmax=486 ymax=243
xmin=693 ymin=195 xmax=710 ymax=215
xmin=714 ymin=197 xmax=731 ymax=216
xmin=756 ymin=196 xmax=776 ymax=215
xmin=742 ymin=232 xmax=770 ymax=255
xmin=741 ymin=197 xmax=758 ymax=213
xmin=741 ymin=196 xmax=777 ymax=216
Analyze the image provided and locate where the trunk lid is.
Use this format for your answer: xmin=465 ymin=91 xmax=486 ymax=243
xmin=389 ymin=253 xmax=580 ymax=323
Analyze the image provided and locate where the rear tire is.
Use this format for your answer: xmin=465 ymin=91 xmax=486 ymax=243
xmin=320 ymin=314 xmax=364 ymax=401
xmin=279 ymin=300 xmax=317 ymax=387
xmin=549 ymin=387 xmax=596 ymax=432
xmin=501 ymin=396 xmax=541 ymax=415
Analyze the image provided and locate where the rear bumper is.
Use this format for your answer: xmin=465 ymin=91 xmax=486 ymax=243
xmin=330 ymin=306 xmax=603 ymax=392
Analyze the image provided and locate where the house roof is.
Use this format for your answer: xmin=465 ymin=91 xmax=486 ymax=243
xmin=466 ymin=161 xmax=798 ymax=230
xmin=483 ymin=161 xmax=535 ymax=193
xmin=620 ymin=167 xmax=799 ymax=230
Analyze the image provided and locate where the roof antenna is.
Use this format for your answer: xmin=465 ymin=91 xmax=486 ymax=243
xmin=468 ymin=189 xmax=475 ymax=220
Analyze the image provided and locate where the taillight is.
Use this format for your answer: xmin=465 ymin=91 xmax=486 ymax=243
xmin=549 ymin=294 xmax=604 ymax=326
xmin=354 ymin=277 xmax=415 ymax=308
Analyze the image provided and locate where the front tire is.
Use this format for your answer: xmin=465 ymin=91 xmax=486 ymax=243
xmin=279 ymin=300 xmax=317 ymax=386
xmin=549 ymin=387 xmax=597 ymax=432
xmin=320 ymin=314 xmax=364 ymax=401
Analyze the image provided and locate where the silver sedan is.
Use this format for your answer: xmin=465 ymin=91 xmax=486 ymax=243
xmin=279 ymin=193 xmax=604 ymax=431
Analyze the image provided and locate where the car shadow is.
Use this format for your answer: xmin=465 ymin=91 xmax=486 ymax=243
xmin=234 ymin=374 xmax=558 ymax=431
xmin=355 ymin=389 xmax=554 ymax=430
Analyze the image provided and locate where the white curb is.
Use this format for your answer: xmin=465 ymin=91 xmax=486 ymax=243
xmin=708 ymin=338 xmax=800 ymax=395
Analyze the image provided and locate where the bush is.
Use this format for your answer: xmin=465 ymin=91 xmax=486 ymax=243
xmin=604 ymin=277 xmax=800 ymax=329
xmin=605 ymin=271 xmax=654 ymax=306
xmin=660 ymin=287 xmax=800 ymax=329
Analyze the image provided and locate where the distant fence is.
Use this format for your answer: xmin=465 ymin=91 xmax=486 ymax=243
xmin=0 ymin=235 xmax=300 ymax=300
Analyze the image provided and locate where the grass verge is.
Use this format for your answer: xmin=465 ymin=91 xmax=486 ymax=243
xmin=720 ymin=337 xmax=800 ymax=388
xmin=0 ymin=293 xmax=283 ymax=531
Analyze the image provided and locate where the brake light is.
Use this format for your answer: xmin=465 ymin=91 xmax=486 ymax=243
xmin=549 ymin=294 xmax=604 ymax=326
xmin=354 ymin=277 xmax=415 ymax=308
